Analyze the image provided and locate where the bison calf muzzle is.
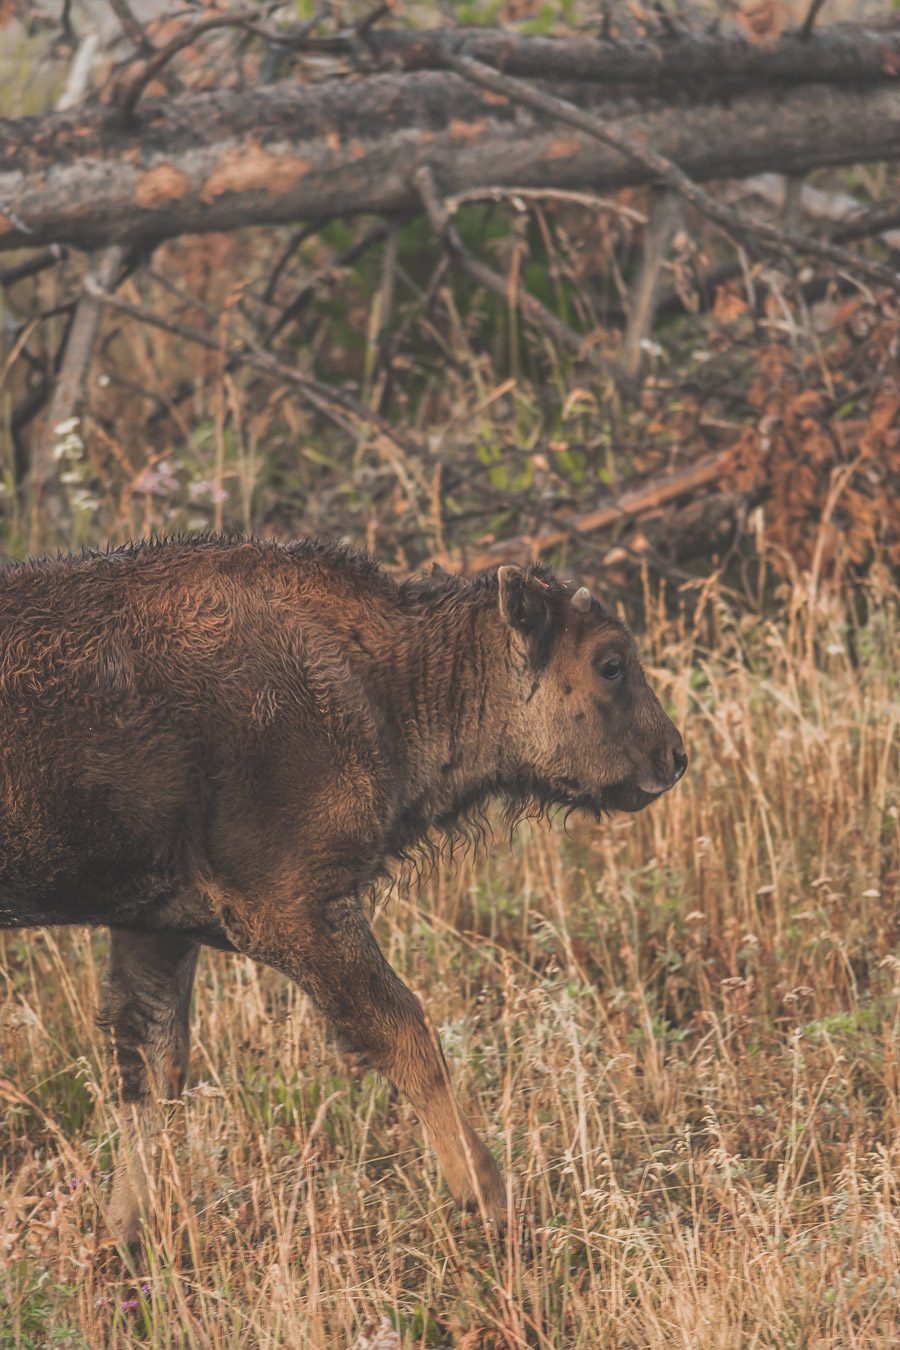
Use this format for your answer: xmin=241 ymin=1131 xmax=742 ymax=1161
xmin=0 ymin=537 xmax=686 ymax=1247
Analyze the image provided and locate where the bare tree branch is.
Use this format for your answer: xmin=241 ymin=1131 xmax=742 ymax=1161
xmin=109 ymin=0 xmax=153 ymax=53
xmin=115 ymin=8 xmax=266 ymax=120
xmin=464 ymin=451 xmax=732 ymax=569
xmin=413 ymin=164 xmax=636 ymax=397
xmin=82 ymin=277 xmax=422 ymax=470
xmin=266 ymin=19 xmax=900 ymax=88
xmin=800 ymin=0 xmax=829 ymax=43
xmin=0 ymin=247 xmax=66 ymax=290
xmin=445 ymin=48 xmax=900 ymax=293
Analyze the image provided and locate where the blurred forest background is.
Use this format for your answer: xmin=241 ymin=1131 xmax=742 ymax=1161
xmin=0 ymin=2 xmax=898 ymax=1347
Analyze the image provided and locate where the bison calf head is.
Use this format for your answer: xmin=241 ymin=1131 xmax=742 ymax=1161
xmin=497 ymin=565 xmax=687 ymax=815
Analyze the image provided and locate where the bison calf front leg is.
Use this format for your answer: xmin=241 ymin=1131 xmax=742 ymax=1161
xmin=235 ymin=897 xmax=507 ymax=1224
xmin=102 ymin=930 xmax=199 ymax=1250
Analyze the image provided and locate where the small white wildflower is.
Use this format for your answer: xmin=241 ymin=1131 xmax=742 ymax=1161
xmin=639 ymin=338 xmax=664 ymax=358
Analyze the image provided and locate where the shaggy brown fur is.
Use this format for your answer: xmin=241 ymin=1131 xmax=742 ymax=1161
xmin=0 ymin=536 xmax=686 ymax=1246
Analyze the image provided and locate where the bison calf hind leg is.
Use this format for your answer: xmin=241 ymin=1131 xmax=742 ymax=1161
xmin=101 ymin=929 xmax=199 ymax=1250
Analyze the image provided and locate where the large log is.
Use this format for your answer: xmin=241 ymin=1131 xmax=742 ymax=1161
xmin=306 ymin=20 xmax=900 ymax=87
xmin=1 ymin=38 xmax=898 ymax=253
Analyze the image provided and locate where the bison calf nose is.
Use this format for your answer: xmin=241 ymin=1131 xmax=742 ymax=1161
xmin=673 ymin=747 xmax=689 ymax=782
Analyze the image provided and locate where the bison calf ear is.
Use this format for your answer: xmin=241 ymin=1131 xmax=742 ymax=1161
xmin=498 ymin=565 xmax=561 ymax=671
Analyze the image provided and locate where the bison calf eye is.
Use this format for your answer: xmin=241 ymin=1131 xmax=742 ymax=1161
xmin=598 ymin=655 xmax=624 ymax=681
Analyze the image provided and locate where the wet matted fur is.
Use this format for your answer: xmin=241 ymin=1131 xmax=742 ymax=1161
xmin=0 ymin=535 xmax=686 ymax=1246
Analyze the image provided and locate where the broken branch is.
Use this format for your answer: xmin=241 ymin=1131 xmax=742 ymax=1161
xmin=116 ymin=8 xmax=267 ymax=120
xmin=445 ymin=48 xmax=900 ymax=293
xmin=82 ymin=277 xmax=421 ymax=467
xmin=465 ymin=451 xmax=732 ymax=568
xmin=414 ymin=164 xmax=635 ymax=396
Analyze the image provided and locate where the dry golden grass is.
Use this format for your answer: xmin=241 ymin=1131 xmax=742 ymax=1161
xmin=1 ymin=570 xmax=898 ymax=1349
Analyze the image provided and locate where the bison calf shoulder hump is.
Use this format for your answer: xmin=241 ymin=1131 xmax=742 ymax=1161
xmin=0 ymin=537 xmax=686 ymax=1247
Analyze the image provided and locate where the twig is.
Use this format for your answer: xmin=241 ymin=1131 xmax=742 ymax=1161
xmin=241 ymin=1 xmax=334 ymax=51
xmin=465 ymin=450 xmax=731 ymax=568
xmin=388 ymin=253 xmax=450 ymax=363
xmin=799 ymin=0 xmax=828 ymax=42
xmin=109 ymin=0 xmax=153 ymax=53
xmin=116 ymin=8 xmax=264 ymax=120
xmin=0 ymin=247 xmax=65 ymax=290
xmin=142 ymin=262 xmax=415 ymax=491
xmin=148 ymin=264 xmax=261 ymax=339
xmin=83 ymin=281 xmax=346 ymax=411
xmin=651 ymin=0 xmax=681 ymax=40
xmin=445 ymin=47 xmax=900 ymax=294
xmin=263 ymin=223 xmax=387 ymax=347
xmin=262 ymin=222 xmax=328 ymax=307
xmin=832 ymin=200 xmax=900 ymax=248
xmin=655 ymin=197 xmax=900 ymax=319
xmin=357 ymin=2 xmax=392 ymax=41
xmin=82 ymin=279 xmax=421 ymax=467
xmin=444 ymin=186 xmax=646 ymax=224
xmin=145 ymin=238 xmax=420 ymax=442
xmin=369 ymin=220 xmax=399 ymax=402
xmin=413 ymin=165 xmax=637 ymax=398
xmin=60 ymin=0 xmax=75 ymax=47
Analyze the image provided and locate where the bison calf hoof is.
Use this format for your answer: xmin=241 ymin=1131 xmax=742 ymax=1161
xmin=105 ymin=1212 xmax=146 ymax=1269
xmin=446 ymin=1139 xmax=508 ymax=1228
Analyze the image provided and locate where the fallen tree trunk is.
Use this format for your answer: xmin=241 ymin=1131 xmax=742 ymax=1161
xmin=1 ymin=34 xmax=898 ymax=253
xmin=299 ymin=19 xmax=900 ymax=87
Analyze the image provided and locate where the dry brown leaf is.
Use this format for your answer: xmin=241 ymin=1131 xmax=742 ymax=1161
xmin=713 ymin=284 xmax=749 ymax=324
xmin=456 ymin=1332 xmax=517 ymax=1350
xmin=736 ymin=0 xmax=792 ymax=44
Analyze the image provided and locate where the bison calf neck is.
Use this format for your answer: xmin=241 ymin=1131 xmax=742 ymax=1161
xmin=0 ymin=537 xmax=686 ymax=1247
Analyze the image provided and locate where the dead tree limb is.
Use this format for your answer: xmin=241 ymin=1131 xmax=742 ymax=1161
xmin=272 ymin=20 xmax=900 ymax=88
xmin=108 ymin=0 xmax=153 ymax=54
xmin=82 ymin=278 xmax=422 ymax=470
xmin=115 ymin=8 xmax=268 ymax=120
xmin=445 ymin=50 xmax=900 ymax=292
xmin=0 ymin=247 xmax=65 ymax=289
xmin=800 ymin=0 xmax=829 ymax=43
xmin=1 ymin=32 xmax=898 ymax=254
xmin=465 ymin=451 xmax=732 ymax=568
xmin=413 ymin=165 xmax=635 ymax=396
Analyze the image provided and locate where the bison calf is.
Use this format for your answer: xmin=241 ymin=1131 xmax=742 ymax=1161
xmin=0 ymin=537 xmax=686 ymax=1246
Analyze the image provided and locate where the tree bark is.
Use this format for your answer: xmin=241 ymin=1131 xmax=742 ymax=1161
xmin=1 ymin=41 xmax=897 ymax=253
xmin=280 ymin=21 xmax=900 ymax=89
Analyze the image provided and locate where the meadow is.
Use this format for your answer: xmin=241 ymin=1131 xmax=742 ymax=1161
xmin=1 ymin=7 xmax=898 ymax=1344
xmin=1 ymin=565 xmax=896 ymax=1349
